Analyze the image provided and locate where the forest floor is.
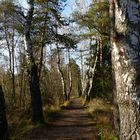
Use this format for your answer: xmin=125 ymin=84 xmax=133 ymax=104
xmin=24 ymin=98 xmax=99 ymax=140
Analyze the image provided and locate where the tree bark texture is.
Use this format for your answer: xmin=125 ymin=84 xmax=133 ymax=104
xmin=29 ymin=64 xmax=44 ymax=123
xmin=109 ymin=0 xmax=120 ymax=134
xmin=85 ymin=39 xmax=99 ymax=103
xmin=0 ymin=85 xmax=9 ymax=140
xmin=110 ymin=0 xmax=140 ymax=139
xmin=24 ymin=0 xmax=44 ymax=123
xmin=57 ymin=47 xmax=68 ymax=101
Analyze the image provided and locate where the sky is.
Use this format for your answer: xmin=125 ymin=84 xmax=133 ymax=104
xmin=62 ymin=0 xmax=74 ymax=16
xmin=18 ymin=0 xmax=91 ymax=16
xmin=60 ymin=0 xmax=92 ymax=68
xmin=62 ymin=0 xmax=91 ymax=16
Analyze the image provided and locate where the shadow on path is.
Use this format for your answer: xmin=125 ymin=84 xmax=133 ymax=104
xmin=25 ymin=98 xmax=99 ymax=140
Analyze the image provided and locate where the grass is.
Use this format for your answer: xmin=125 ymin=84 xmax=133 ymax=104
xmin=8 ymin=99 xmax=72 ymax=140
xmin=43 ymin=105 xmax=61 ymax=122
xmin=60 ymin=100 xmax=71 ymax=109
xmin=7 ymin=108 xmax=36 ymax=140
xmin=8 ymin=98 xmax=118 ymax=140
xmin=88 ymin=98 xmax=119 ymax=140
xmin=7 ymin=104 xmax=61 ymax=140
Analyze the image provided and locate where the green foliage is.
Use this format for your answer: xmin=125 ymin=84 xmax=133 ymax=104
xmin=91 ymin=45 xmax=112 ymax=100
xmin=73 ymin=0 xmax=112 ymax=100
xmin=56 ymin=34 xmax=77 ymax=49
xmin=73 ymin=0 xmax=110 ymax=39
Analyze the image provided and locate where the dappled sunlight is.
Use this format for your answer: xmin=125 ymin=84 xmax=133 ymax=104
xmin=25 ymin=98 xmax=99 ymax=140
xmin=0 ymin=0 xmax=139 ymax=139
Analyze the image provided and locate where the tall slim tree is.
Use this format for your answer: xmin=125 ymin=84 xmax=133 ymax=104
xmin=56 ymin=47 xmax=68 ymax=101
xmin=0 ymin=0 xmax=17 ymax=105
xmin=110 ymin=0 xmax=140 ymax=139
xmin=85 ymin=39 xmax=99 ymax=102
xmin=24 ymin=0 xmax=44 ymax=123
xmin=67 ymin=48 xmax=72 ymax=100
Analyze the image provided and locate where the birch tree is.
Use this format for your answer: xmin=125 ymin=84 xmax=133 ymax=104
xmin=110 ymin=0 xmax=140 ymax=139
xmin=85 ymin=39 xmax=99 ymax=102
xmin=56 ymin=47 xmax=67 ymax=101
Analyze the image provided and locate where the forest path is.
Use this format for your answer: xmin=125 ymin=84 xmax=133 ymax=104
xmin=25 ymin=98 xmax=98 ymax=140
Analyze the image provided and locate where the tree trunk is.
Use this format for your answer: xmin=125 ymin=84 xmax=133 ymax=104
xmin=57 ymin=47 xmax=68 ymax=102
xmin=38 ymin=13 xmax=48 ymax=80
xmin=4 ymin=22 xmax=16 ymax=105
xmin=80 ymin=50 xmax=84 ymax=96
xmin=29 ymin=64 xmax=44 ymax=123
xmin=110 ymin=0 xmax=140 ymax=139
xmin=24 ymin=0 xmax=44 ymax=124
xmin=85 ymin=39 xmax=99 ymax=103
xmin=67 ymin=48 xmax=72 ymax=101
xmin=109 ymin=0 xmax=120 ymax=134
xmin=0 ymin=85 xmax=9 ymax=140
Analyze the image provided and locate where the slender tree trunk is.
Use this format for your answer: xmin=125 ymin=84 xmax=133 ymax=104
xmin=84 ymin=39 xmax=93 ymax=100
xmin=67 ymin=48 xmax=72 ymax=101
xmin=56 ymin=47 xmax=68 ymax=101
xmin=0 ymin=85 xmax=9 ymax=140
xmin=99 ymin=36 xmax=103 ymax=68
xmin=24 ymin=0 xmax=44 ymax=123
xmin=11 ymin=16 xmax=16 ymax=105
xmin=80 ymin=50 xmax=84 ymax=96
xmin=110 ymin=0 xmax=140 ymax=139
xmin=86 ymin=42 xmax=99 ymax=102
xmin=109 ymin=0 xmax=120 ymax=134
xmin=38 ymin=13 xmax=48 ymax=79
xmin=4 ymin=24 xmax=16 ymax=105
xmin=19 ymin=46 xmax=26 ymax=107
xmin=19 ymin=72 xmax=23 ymax=107
xmin=99 ymin=36 xmax=104 ymax=94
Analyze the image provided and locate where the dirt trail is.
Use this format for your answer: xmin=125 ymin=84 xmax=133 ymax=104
xmin=25 ymin=98 xmax=98 ymax=140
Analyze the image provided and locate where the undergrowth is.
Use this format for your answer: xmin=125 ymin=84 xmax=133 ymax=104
xmin=8 ymin=104 xmax=61 ymax=140
xmin=8 ymin=99 xmax=72 ymax=140
xmin=60 ymin=100 xmax=71 ymax=109
xmin=88 ymin=98 xmax=118 ymax=140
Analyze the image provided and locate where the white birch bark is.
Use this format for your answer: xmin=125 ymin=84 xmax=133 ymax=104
xmin=56 ymin=47 xmax=67 ymax=101
xmin=110 ymin=0 xmax=140 ymax=139
xmin=86 ymin=42 xmax=99 ymax=101
xmin=84 ymin=39 xmax=99 ymax=102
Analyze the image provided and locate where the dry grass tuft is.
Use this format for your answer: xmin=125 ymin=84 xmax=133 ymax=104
xmin=88 ymin=98 xmax=118 ymax=140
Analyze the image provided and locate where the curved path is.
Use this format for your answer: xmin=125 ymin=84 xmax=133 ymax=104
xmin=25 ymin=98 xmax=98 ymax=140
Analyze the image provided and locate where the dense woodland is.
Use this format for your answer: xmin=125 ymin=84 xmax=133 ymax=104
xmin=0 ymin=0 xmax=140 ymax=140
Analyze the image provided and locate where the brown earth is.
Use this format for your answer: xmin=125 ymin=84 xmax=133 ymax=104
xmin=25 ymin=98 xmax=99 ymax=140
